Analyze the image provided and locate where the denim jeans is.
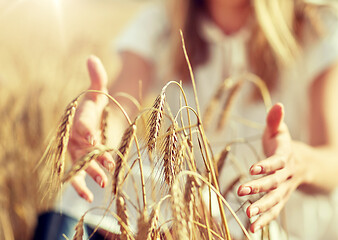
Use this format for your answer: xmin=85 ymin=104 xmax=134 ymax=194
xmin=33 ymin=212 xmax=105 ymax=240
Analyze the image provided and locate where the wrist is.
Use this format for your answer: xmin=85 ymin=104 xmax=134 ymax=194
xmin=292 ymin=141 xmax=313 ymax=186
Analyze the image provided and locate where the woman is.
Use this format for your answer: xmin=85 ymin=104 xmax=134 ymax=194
xmin=51 ymin=0 xmax=338 ymax=239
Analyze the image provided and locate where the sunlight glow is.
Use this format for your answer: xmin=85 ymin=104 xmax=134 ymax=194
xmin=1 ymin=0 xmax=27 ymax=17
xmin=51 ymin=0 xmax=66 ymax=48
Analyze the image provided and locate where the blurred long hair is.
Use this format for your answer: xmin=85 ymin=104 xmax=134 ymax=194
xmin=168 ymin=0 xmax=333 ymax=93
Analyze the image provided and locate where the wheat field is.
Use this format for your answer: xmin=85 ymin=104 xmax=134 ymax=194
xmin=0 ymin=1 xmax=288 ymax=239
xmin=0 ymin=1 xmax=148 ymax=239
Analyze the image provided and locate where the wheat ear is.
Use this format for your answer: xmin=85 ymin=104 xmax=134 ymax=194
xmin=161 ymin=124 xmax=180 ymax=187
xmin=217 ymin=80 xmax=243 ymax=131
xmin=203 ymin=78 xmax=233 ymax=130
xmin=55 ymin=98 xmax=78 ymax=177
xmin=0 ymin=210 xmax=14 ymax=240
xmin=113 ymin=122 xmax=136 ymax=195
xmin=62 ymin=147 xmax=107 ymax=183
xmin=100 ymin=106 xmax=109 ymax=145
xmin=135 ymin=203 xmax=160 ymax=240
xmin=215 ymin=145 xmax=231 ymax=179
xmin=184 ymin=175 xmax=198 ymax=238
xmin=147 ymin=91 xmax=165 ymax=152
xmin=117 ymin=193 xmax=130 ymax=240
xmin=72 ymin=215 xmax=84 ymax=240
xmin=171 ymin=178 xmax=189 ymax=239
xmin=136 ymin=210 xmax=149 ymax=240
xmin=39 ymin=97 xmax=79 ymax=196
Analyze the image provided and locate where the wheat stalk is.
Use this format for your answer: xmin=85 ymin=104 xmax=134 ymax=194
xmin=222 ymin=176 xmax=242 ymax=198
xmin=193 ymin=221 xmax=225 ymax=240
xmin=180 ymin=171 xmax=252 ymax=240
xmin=180 ymin=31 xmax=231 ymax=239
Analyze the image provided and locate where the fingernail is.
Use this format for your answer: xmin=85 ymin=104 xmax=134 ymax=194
xmin=238 ymin=186 xmax=251 ymax=196
xmin=253 ymin=225 xmax=261 ymax=233
xmin=251 ymin=165 xmax=262 ymax=175
xmin=249 ymin=207 xmax=259 ymax=217
xmin=86 ymin=134 xmax=95 ymax=145
xmin=80 ymin=193 xmax=87 ymax=201
xmin=96 ymin=176 xmax=104 ymax=188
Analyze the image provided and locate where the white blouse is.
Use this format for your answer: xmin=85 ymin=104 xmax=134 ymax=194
xmin=57 ymin=3 xmax=338 ymax=239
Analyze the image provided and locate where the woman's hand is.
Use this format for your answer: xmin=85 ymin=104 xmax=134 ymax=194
xmin=68 ymin=56 xmax=114 ymax=202
xmin=237 ymin=103 xmax=306 ymax=233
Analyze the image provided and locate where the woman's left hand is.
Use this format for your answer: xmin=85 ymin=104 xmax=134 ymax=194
xmin=237 ymin=103 xmax=306 ymax=233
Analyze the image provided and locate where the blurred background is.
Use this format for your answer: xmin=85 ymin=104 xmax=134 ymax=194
xmin=0 ymin=0 xmax=149 ymax=239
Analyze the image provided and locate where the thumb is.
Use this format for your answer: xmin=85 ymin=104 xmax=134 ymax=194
xmin=266 ymin=103 xmax=284 ymax=137
xmin=87 ymin=55 xmax=108 ymax=98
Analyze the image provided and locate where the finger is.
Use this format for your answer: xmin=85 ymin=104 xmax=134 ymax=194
xmin=70 ymin=120 xmax=97 ymax=150
xmin=68 ymin=139 xmax=94 ymax=162
xmin=74 ymin=111 xmax=100 ymax=146
xmin=246 ymin=180 xmax=290 ymax=218
xmin=85 ymin=160 xmax=108 ymax=188
xmin=69 ymin=142 xmax=109 ymax=187
xmin=238 ymin=169 xmax=289 ymax=196
xmin=71 ymin=171 xmax=94 ymax=203
xmin=68 ymin=140 xmax=110 ymax=190
xmin=250 ymin=155 xmax=287 ymax=175
xmin=69 ymin=138 xmax=114 ymax=172
xmin=97 ymin=152 xmax=115 ymax=172
xmin=87 ymin=55 xmax=109 ymax=103
xmin=87 ymin=55 xmax=108 ymax=92
xmin=250 ymin=200 xmax=285 ymax=233
xmin=266 ymin=103 xmax=284 ymax=137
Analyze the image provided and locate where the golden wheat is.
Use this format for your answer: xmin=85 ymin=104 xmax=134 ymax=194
xmin=72 ymin=215 xmax=84 ymax=240
xmin=161 ymin=124 xmax=180 ymax=186
xmin=217 ymin=80 xmax=243 ymax=131
xmin=147 ymin=91 xmax=166 ymax=153
xmin=117 ymin=193 xmax=130 ymax=240
xmin=203 ymin=77 xmax=233 ymax=130
xmin=62 ymin=147 xmax=107 ymax=183
xmin=171 ymin=178 xmax=189 ymax=239
xmin=100 ymin=106 xmax=109 ymax=145
xmin=113 ymin=122 xmax=137 ymax=195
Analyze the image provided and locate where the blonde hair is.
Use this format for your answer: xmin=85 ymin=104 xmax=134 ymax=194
xmin=168 ymin=0 xmax=330 ymax=93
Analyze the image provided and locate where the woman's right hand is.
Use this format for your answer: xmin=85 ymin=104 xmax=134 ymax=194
xmin=68 ymin=56 xmax=114 ymax=202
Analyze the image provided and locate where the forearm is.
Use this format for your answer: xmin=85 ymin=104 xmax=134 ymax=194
xmin=294 ymin=141 xmax=338 ymax=193
xmin=107 ymin=52 xmax=153 ymax=117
